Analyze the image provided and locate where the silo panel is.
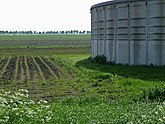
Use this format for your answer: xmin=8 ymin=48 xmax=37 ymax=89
xmin=148 ymin=18 xmax=165 ymax=26
xmin=98 ymin=9 xmax=104 ymax=21
xmin=106 ymin=28 xmax=114 ymax=34
xmin=106 ymin=40 xmax=114 ymax=62
xmin=131 ymin=34 xmax=145 ymax=40
xmin=98 ymin=40 xmax=105 ymax=55
xmin=148 ymin=41 xmax=165 ymax=65
xmin=106 ymin=7 xmax=115 ymax=20
xmin=148 ymin=4 xmax=165 ymax=17
xmin=117 ymin=20 xmax=128 ymax=28
xmin=99 ymin=34 xmax=104 ymax=40
xmin=106 ymin=34 xmax=114 ymax=40
xmin=130 ymin=27 xmax=145 ymax=34
xmin=130 ymin=41 xmax=146 ymax=65
xmin=148 ymin=27 xmax=165 ymax=34
xmin=116 ymin=28 xmax=128 ymax=34
xmin=99 ymin=22 xmax=104 ymax=29
xmin=130 ymin=5 xmax=146 ymax=19
xmin=106 ymin=21 xmax=114 ymax=28
xmin=148 ymin=34 xmax=165 ymax=40
xmin=92 ymin=29 xmax=97 ymax=35
xmin=116 ymin=34 xmax=128 ymax=40
xmin=93 ymin=10 xmax=98 ymax=23
xmin=91 ymin=38 xmax=94 ymax=58
xmin=99 ymin=29 xmax=104 ymax=35
xmin=116 ymin=40 xmax=129 ymax=64
xmin=93 ymin=40 xmax=98 ymax=57
xmin=92 ymin=23 xmax=98 ymax=30
xmin=149 ymin=0 xmax=165 ymax=4
xmin=116 ymin=6 xmax=128 ymax=19
xmin=93 ymin=34 xmax=98 ymax=40
xmin=130 ymin=1 xmax=146 ymax=6
xmin=105 ymin=4 xmax=114 ymax=10
xmin=97 ymin=40 xmax=101 ymax=55
xmin=130 ymin=19 xmax=146 ymax=27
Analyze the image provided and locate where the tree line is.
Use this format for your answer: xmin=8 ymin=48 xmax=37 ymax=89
xmin=0 ymin=30 xmax=91 ymax=35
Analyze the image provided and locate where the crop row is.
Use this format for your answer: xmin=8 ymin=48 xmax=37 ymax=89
xmin=0 ymin=56 xmax=69 ymax=85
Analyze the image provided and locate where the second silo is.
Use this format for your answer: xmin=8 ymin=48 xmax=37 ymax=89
xmin=91 ymin=0 xmax=165 ymax=65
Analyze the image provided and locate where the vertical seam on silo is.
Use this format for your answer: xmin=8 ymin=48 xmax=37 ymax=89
xmin=92 ymin=10 xmax=94 ymax=58
xmin=128 ymin=2 xmax=131 ymax=65
xmin=96 ymin=9 xmax=99 ymax=55
xmin=146 ymin=1 xmax=148 ymax=65
xmin=90 ymin=10 xmax=93 ymax=58
xmin=103 ymin=7 xmax=106 ymax=57
xmin=114 ymin=5 xmax=117 ymax=63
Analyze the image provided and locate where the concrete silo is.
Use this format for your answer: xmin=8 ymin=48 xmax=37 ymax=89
xmin=91 ymin=0 xmax=165 ymax=65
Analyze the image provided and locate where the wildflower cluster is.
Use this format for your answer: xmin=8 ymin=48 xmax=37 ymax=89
xmin=51 ymin=98 xmax=165 ymax=124
xmin=154 ymin=101 xmax=165 ymax=123
xmin=0 ymin=89 xmax=53 ymax=124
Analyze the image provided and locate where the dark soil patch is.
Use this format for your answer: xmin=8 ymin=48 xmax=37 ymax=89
xmin=22 ymin=56 xmax=28 ymax=83
xmin=27 ymin=57 xmax=40 ymax=81
xmin=34 ymin=57 xmax=52 ymax=80
xmin=16 ymin=56 xmax=22 ymax=80
xmin=41 ymin=57 xmax=62 ymax=77
xmin=2 ymin=57 xmax=17 ymax=84
xmin=0 ymin=58 xmax=7 ymax=71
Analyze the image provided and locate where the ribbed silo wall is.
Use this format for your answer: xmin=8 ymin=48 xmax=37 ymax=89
xmin=129 ymin=1 xmax=147 ymax=65
xmin=115 ymin=3 xmax=129 ymax=64
xmin=91 ymin=0 xmax=165 ymax=66
xmin=148 ymin=0 xmax=165 ymax=65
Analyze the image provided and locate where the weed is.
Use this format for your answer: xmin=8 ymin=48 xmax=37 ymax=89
xmin=142 ymin=86 xmax=165 ymax=101
xmin=92 ymin=54 xmax=107 ymax=64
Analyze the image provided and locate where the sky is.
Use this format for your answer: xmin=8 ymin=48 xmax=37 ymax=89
xmin=0 ymin=0 xmax=108 ymax=32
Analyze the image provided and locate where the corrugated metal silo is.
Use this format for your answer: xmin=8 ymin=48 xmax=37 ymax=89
xmin=91 ymin=0 xmax=165 ymax=65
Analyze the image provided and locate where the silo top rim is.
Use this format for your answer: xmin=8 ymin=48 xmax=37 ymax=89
xmin=91 ymin=0 xmax=141 ymax=10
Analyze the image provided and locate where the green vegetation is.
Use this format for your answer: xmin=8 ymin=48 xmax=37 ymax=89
xmin=0 ymin=35 xmax=90 ymax=47
xmin=0 ymin=35 xmax=165 ymax=123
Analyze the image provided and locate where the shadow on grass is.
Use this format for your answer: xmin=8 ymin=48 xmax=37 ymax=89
xmin=75 ymin=57 xmax=165 ymax=82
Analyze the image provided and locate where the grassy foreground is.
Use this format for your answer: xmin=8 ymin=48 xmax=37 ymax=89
xmin=0 ymin=49 xmax=165 ymax=123
xmin=1 ymin=89 xmax=165 ymax=124
xmin=0 ymin=35 xmax=165 ymax=123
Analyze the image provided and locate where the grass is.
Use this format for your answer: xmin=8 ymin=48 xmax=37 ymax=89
xmin=1 ymin=89 xmax=165 ymax=124
xmin=0 ymin=47 xmax=90 ymax=57
xmin=50 ymin=97 xmax=165 ymax=124
xmin=0 ymin=34 xmax=165 ymax=123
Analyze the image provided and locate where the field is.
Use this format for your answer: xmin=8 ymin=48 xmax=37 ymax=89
xmin=0 ymin=35 xmax=90 ymax=47
xmin=0 ymin=35 xmax=90 ymax=102
xmin=0 ymin=35 xmax=165 ymax=123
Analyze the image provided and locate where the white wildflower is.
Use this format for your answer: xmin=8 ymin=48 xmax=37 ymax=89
xmin=46 ymin=116 xmax=52 ymax=122
xmin=29 ymin=100 xmax=35 ymax=105
xmin=39 ymin=100 xmax=48 ymax=104
xmin=155 ymin=111 xmax=158 ymax=115
xmin=0 ymin=119 xmax=5 ymax=122
xmin=141 ymin=115 xmax=146 ymax=118
xmin=12 ymin=108 xmax=19 ymax=111
xmin=158 ymin=118 xmax=163 ymax=122
xmin=24 ymin=94 xmax=29 ymax=98
xmin=41 ymin=119 xmax=45 ymax=123
xmin=163 ymin=101 xmax=165 ymax=105
xmin=4 ymin=116 xmax=9 ymax=121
